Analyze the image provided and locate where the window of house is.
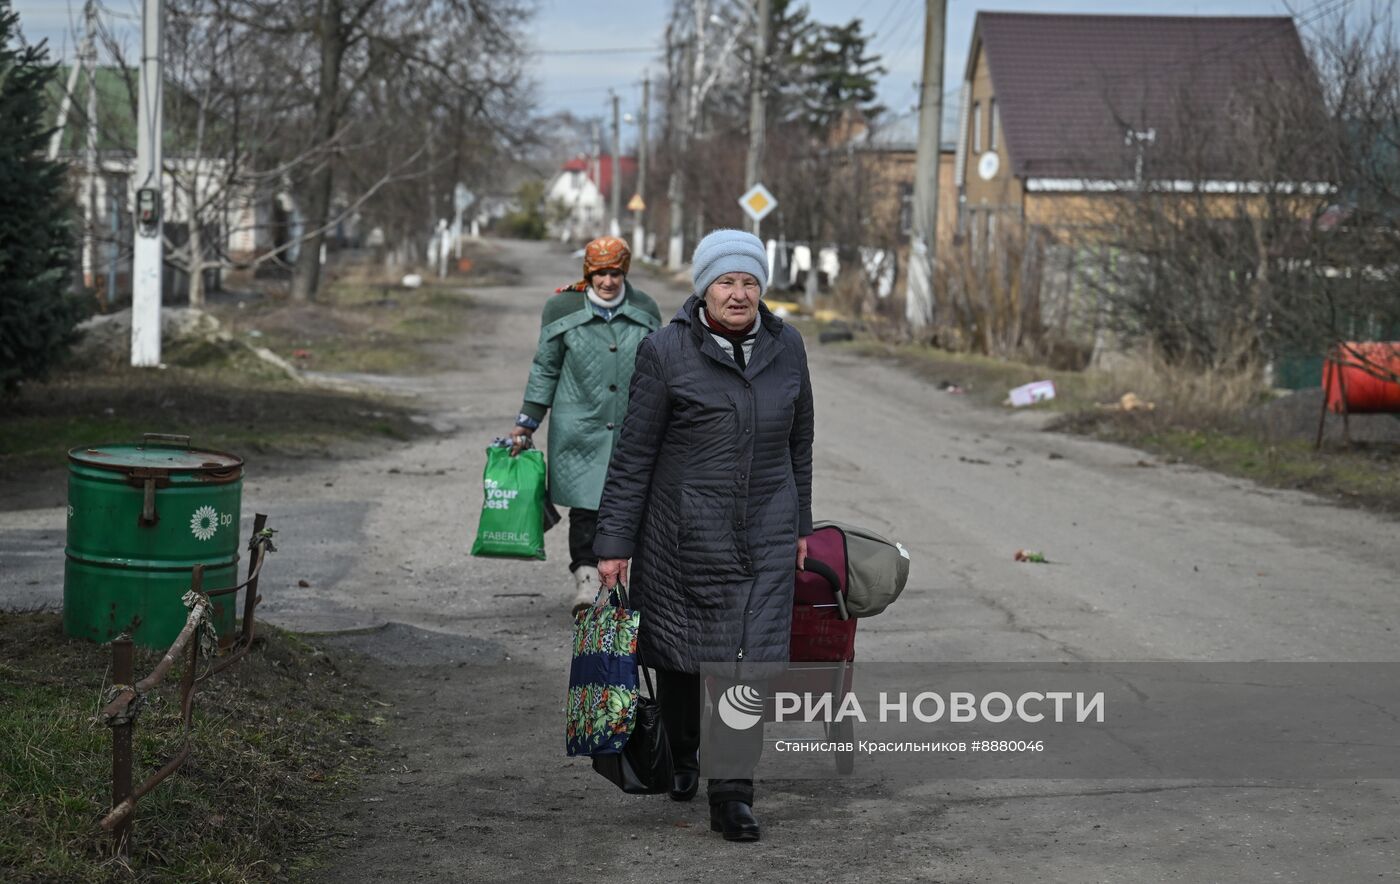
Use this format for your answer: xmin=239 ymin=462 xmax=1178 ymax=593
xmin=899 ymin=183 xmax=914 ymax=236
xmin=989 ymin=98 xmax=999 ymax=152
xmin=972 ymin=101 xmax=982 ymax=154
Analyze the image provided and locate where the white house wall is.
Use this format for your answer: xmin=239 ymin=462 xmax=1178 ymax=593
xmin=545 ymin=169 xmax=608 ymax=241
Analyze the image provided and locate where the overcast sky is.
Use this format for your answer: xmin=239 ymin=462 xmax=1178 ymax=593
xmin=16 ymin=0 xmax=1321 ymax=149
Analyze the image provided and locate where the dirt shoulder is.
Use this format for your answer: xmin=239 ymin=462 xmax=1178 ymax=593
xmin=0 ymin=244 xmax=521 ymax=880
xmin=0 ymin=612 xmax=382 ymax=882
xmin=837 ymin=337 xmax=1400 ymax=515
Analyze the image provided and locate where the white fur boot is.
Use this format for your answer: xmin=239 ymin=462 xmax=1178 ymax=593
xmin=570 ymin=565 xmax=601 ymax=615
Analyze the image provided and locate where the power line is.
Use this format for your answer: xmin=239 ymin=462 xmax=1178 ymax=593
xmin=530 ymin=46 xmax=660 ymax=57
xmin=542 ymin=80 xmax=645 ymax=97
xmin=882 ymin=2 xmax=928 ymax=68
xmin=869 ymin=0 xmax=919 ymax=57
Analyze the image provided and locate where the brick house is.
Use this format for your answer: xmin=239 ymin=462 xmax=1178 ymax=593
xmin=840 ymin=110 xmax=958 ymax=297
xmin=955 ymin=12 xmax=1323 ymax=249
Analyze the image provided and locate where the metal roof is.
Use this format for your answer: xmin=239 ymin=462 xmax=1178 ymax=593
xmin=970 ymin=12 xmax=1318 ymax=180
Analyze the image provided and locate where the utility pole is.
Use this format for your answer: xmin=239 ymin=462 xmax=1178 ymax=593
xmin=107 ymin=182 xmax=119 ymax=306
xmin=744 ymin=0 xmax=770 ymax=238
xmin=609 ymin=91 xmax=622 ymax=238
xmin=83 ymin=0 xmax=98 ymax=292
xmin=635 ymin=76 xmax=649 ymax=255
xmin=48 ymin=58 xmax=83 ymax=160
xmin=590 ymin=119 xmax=602 ymax=237
xmin=131 ymin=0 xmax=164 ymax=367
xmin=904 ymin=0 xmax=946 ymax=332
xmin=666 ymin=10 xmax=699 ymax=271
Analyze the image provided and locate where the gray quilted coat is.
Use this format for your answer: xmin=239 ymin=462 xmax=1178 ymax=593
xmin=593 ymin=295 xmax=815 ymax=675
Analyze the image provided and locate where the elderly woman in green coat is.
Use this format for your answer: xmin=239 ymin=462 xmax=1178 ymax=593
xmin=507 ymin=236 xmax=661 ymax=613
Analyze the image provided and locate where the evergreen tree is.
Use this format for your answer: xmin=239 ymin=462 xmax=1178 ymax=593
xmin=0 ymin=0 xmax=85 ymax=391
xmin=795 ymin=18 xmax=885 ymax=132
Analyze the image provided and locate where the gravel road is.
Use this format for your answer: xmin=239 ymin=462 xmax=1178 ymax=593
xmin=3 ymin=239 xmax=1397 ymax=882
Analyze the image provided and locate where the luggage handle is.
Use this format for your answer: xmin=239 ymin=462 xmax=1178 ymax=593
xmin=803 ymin=557 xmax=849 ymax=621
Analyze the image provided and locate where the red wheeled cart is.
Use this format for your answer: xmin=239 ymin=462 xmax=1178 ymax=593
xmin=790 ymin=524 xmax=858 ymax=773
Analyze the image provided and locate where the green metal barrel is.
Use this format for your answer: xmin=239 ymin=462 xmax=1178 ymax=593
xmin=64 ymin=434 xmax=244 ymax=649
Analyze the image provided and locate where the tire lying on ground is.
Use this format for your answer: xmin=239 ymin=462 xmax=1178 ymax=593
xmin=819 ymin=322 xmax=854 ymax=344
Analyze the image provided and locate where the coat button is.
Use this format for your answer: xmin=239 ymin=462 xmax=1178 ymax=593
xmin=609 ymin=344 xmax=618 ymax=352
xmin=609 ymin=384 xmax=618 ymax=392
xmin=744 ymin=382 xmax=751 ymax=388
xmin=606 ymin=422 xmax=615 ymax=429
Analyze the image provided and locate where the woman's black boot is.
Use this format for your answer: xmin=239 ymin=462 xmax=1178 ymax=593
xmin=709 ymin=801 xmax=761 ymax=842
xmin=670 ymin=749 xmax=699 ymax=802
xmin=670 ymin=768 xmax=700 ymax=802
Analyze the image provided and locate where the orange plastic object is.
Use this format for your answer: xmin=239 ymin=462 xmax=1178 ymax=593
xmin=1323 ymin=342 xmax=1400 ymax=414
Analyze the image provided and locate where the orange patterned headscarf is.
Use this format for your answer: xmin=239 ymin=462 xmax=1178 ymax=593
xmin=563 ymin=236 xmax=631 ymax=291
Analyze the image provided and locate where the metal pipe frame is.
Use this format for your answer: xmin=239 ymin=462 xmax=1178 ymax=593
xmin=99 ymin=514 xmax=273 ymax=847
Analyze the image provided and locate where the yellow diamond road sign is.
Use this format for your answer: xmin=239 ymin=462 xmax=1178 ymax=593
xmin=739 ymin=183 xmax=777 ymax=222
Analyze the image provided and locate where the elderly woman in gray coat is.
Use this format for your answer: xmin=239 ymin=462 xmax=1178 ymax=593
xmin=594 ymin=229 xmax=815 ymax=843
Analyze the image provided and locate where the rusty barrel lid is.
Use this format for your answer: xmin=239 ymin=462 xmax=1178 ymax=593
xmin=68 ymin=433 xmax=243 ymax=480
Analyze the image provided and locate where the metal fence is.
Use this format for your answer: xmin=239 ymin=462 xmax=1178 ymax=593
xmin=97 ymin=512 xmax=277 ymax=856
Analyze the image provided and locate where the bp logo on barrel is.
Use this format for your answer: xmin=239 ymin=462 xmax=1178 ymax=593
xmin=190 ymin=505 xmax=221 ymax=541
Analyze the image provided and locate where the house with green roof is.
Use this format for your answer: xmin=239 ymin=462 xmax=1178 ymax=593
xmin=45 ymin=64 xmax=280 ymax=299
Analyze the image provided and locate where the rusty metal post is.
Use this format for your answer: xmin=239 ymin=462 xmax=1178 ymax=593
xmin=184 ymin=565 xmax=204 ymax=700
xmin=1315 ymin=352 xmax=1332 ymax=451
xmin=242 ymin=514 xmax=268 ymax=643
xmin=182 ymin=625 xmax=199 ymax=695
xmin=111 ymin=637 xmax=134 ymax=856
xmin=1337 ymin=359 xmax=1352 ymax=448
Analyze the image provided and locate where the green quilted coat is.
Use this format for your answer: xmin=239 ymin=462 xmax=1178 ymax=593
xmin=521 ymin=283 xmax=662 ymax=509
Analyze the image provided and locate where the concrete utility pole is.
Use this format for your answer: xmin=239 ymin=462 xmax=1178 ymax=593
xmin=48 ymin=58 xmax=83 ymax=160
xmin=744 ymin=0 xmax=770 ymax=237
xmin=635 ymin=76 xmax=649 ymax=254
xmin=610 ymin=91 xmax=622 ymax=238
xmin=131 ymin=0 xmax=164 ymax=367
xmin=905 ymin=0 xmax=946 ymax=332
xmin=83 ymin=0 xmax=98 ymax=292
xmin=590 ymin=119 xmax=602 ymax=236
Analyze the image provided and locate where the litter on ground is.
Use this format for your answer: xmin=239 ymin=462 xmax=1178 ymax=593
xmin=1006 ymin=380 xmax=1056 ymax=407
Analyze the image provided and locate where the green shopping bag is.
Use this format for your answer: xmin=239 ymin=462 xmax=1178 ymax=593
xmin=470 ymin=445 xmax=548 ymax=560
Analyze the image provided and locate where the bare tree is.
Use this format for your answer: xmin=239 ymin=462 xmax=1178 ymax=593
xmin=221 ymin=0 xmax=532 ymax=300
xmin=660 ymin=0 xmax=747 ymax=269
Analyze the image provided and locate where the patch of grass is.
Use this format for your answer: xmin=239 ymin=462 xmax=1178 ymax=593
xmin=1126 ymin=426 xmax=1400 ymax=512
xmin=0 ymin=368 xmax=428 ymax=473
xmin=0 ymin=612 xmax=378 ymax=882
xmin=214 ymin=283 xmax=474 ymax=375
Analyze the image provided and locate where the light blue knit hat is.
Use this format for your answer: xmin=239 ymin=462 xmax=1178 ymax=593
xmin=692 ymin=229 xmax=768 ymax=297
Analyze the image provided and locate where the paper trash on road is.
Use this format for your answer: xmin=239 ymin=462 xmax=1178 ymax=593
xmin=1007 ymin=380 xmax=1056 ymax=407
xmin=1099 ymin=392 xmax=1156 ymax=412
